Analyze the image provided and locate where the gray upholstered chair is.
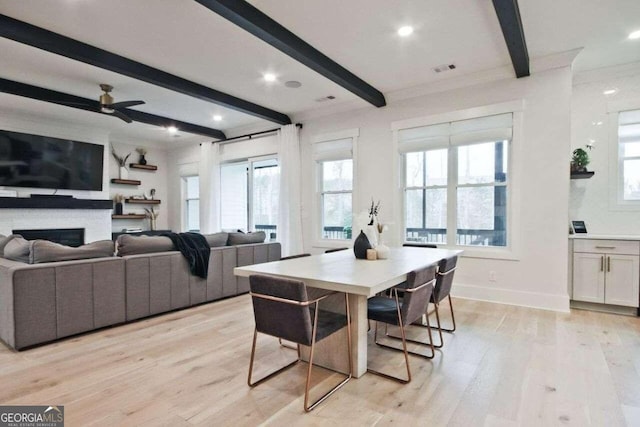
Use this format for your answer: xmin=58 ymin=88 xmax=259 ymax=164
xmin=325 ymin=247 xmax=348 ymax=253
xmin=248 ymin=274 xmax=352 ymax=412
xmin=366 ymin=264 xmax=436 ymax=383
xmin=280 ymin=253 xmax=311 ymax=260
xmin=426 ymin=255 xmax=458 ymax=347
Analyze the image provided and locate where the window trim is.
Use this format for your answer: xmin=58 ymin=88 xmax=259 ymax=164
xmin=392 ymin=102 xmax=523 ymax=260
xmin=312 ymin=128 xmax=359 ymax=248
xmin=607 ymin=103 xmax=640 ymax=211
xmin=181 ymin=175 xmax=199 ymax=232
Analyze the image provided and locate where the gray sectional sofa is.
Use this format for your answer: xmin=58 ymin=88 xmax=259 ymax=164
xmin=0 ymin=241 xmax=281 ymax=350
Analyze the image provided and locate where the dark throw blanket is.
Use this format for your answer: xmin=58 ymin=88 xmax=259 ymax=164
xmin=162 ymin=232 xmax=210 ymax=279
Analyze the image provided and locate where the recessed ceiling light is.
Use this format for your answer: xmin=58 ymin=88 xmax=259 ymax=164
xmin=263 ymin=73 xmax=276 ymax=82
xmin=397 ymin=26 xmax=414 ymax=37
xmin=167 ymin=126 xmax=178 ymax=134
xmin=285 ymin=80 xmax=302 ymax=88
xmin=628 ymin=30 xmax=640 ymax=40
xmin=603 ymin=88 xmax=618 ymax=95
xmin=592 ymin=121 xmax=603 ymax=126
xmin=213 ymin=115 xmax=222 ymax=122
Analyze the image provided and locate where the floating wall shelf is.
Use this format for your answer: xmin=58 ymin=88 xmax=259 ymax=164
xmin=125 ymin=199 xmax=161 ymax=205
xmin=111 ymin=178 xmax=141 ymax=185
xmin=570 ymin=171 xmax=595 ymax=180
xmin=129 ymin=164 xmax=158 ymax=171
xmin=112 ymin=214 xmax=146 ymax=219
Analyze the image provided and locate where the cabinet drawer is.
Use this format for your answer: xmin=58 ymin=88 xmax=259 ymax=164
xmin=573 ymin=239 xmax=640 ymax=255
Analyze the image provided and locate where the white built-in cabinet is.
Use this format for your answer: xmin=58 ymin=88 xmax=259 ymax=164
xmin=572 ymin=239 xmax=640 ymax=307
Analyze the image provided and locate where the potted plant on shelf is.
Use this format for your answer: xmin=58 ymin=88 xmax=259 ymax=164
xmin=571 ymin=147 xmax=590 ymax=173
xmin=111 ymin=146 xmax=131 ymax=179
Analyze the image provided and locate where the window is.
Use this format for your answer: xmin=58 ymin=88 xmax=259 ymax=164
xmin=220 ymin=157 xmax=279 ymax=239
xmin=400 ymin=113 xmax=512 ymax=248
xmin=313 ymin=134 xmax=356 ymax=241
xmin=183 ymin=176 xmax=199 ymax=232
xmin=618 ymin=109 xmax=640 ymax=202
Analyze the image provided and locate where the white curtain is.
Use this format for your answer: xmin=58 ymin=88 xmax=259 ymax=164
xmin=277 ymin=124 xmax=303 ymax=256
xmin=199 ymin=142 xmax=221 ymax=234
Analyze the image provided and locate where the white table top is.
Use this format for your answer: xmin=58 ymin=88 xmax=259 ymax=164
xmin=234 ymin=247 xmax=463 ymax=297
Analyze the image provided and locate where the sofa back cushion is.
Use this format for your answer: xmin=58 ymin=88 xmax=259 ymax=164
xmin=116 ymin=234 xmax=175 ymax=256
xmin=0 ymin=234 xmax=19 ymax=257
xmin=227 ymin=231 xmax=266 ymax=246
xmin=3 ymin=236 xmax=31 ymax=263
xmin=30 ymin=240 xmax=115 ymax=264
xmin=203 ymin=232 xmax=228 ymax=247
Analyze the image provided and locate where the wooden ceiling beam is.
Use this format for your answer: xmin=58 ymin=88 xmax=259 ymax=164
xmin=194 ymin=0 xmax=387 ymax=107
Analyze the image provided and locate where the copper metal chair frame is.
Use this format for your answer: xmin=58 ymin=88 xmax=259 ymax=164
xmin=248 ymin=291 xmax=353 ymax=412
xmin=367 ymin=278 xmax=436 ymax=384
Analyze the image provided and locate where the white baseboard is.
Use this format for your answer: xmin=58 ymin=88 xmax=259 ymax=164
xmin=452 ymin=283 xmax=570 ymax=313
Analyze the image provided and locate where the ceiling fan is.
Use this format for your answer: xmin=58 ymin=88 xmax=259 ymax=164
xmin=94 ymin=84 xmax=145 ymax=123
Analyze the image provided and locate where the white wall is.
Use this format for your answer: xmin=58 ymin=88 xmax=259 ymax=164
xmin=296 ymin=66 xmax=573 ymax=311
xmin=570 ymin=62 xmax=640 ymax=235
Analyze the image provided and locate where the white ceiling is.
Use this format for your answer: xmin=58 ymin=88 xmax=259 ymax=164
xmin=0 ymin=0 xmax=638 ymax=146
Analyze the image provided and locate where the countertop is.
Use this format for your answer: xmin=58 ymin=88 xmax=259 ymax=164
xmin=569 ymin=234 xmax=640 ymax=241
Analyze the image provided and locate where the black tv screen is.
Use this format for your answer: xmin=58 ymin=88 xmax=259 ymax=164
xmin=0 ymin=129 xmax=104 ymax=191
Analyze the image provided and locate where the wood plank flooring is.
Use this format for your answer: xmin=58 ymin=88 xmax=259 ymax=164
xmin=1 ymin=296 xmax=640 ymax=426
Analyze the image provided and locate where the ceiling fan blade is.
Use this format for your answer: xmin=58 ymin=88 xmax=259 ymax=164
xmin=110 ymin=109 xmax=133 ymax=123
xmin=110 ymin=100 xmax=145 ymax=109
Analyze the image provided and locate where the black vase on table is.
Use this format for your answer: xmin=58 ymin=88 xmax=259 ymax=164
xmin=353 ymin=230 xmax=372 ymax=259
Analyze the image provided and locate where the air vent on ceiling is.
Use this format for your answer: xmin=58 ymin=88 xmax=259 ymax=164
xmin=433 ymin=64 xmax=456 ymax=73
xmin=315 ymin=95 xmax=336 ymax=102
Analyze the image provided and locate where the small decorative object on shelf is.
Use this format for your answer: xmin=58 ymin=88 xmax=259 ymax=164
xmin=114 ymin=194 xmax=124 ymax=215
xmin=570 ymin=144 xmax=595 ymax=179
xmin=111 ymin=146 xmax=131 ymax=180
xmin=136 ymin=147 xmax=147 ymax=165
xmin=353 ymin=230 xmax=372 ymax=259
xmin=145 ymin=206 xmax=159 ymax=231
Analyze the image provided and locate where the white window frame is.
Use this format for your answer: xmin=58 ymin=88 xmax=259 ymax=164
xmin=312 ymin=128 xmax=359 ymax=248
xmin=607 ymin=100 xmax=640 ymax=210
xmin=182 ymin=175 xmax=200 ymax=232
xmin=392 ymin=101 xmax=523 ymax=260
xmin=220 ymin=154 xmax=279 ymax=233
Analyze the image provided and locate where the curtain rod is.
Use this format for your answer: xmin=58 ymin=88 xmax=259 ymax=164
xmin=200 ymin=123 xmax=303 ymax=145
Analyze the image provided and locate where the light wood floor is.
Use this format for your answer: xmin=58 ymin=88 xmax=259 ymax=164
xmin=2 ymin=296 xmax=640 ymax=426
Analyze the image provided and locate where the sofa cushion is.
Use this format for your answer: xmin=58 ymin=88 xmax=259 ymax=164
xmin=203 ymin=232 xmax=228 ymax=247
xmin=30 ymin=240 xmax=115 ymax=264
xmin=227 ymin=231 xmax=266 ymax=246
xmin=116 ymin=234 xmax=175 ymax=256
xmin=3 ymin=236 xmax=31 ymax=263
xmin=0 ymin=234 xmax=19 ymax=257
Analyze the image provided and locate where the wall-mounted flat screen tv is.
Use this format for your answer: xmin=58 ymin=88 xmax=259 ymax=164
xmin=0 ymin=129 xmax=104 ymax=191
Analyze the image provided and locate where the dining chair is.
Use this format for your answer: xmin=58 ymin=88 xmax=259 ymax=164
xmin=248 ymin=274 xmax=353 ymax=412
xmin=366 ymin=264 xmax=436 ymax=383
xmin=325 ymin=247 xmax=349 ymax=253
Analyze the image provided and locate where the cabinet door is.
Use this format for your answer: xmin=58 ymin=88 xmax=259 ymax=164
xmin=573 ymin=253 xmax=605 ymax=303
xmin=605 ymin=255 xmax=640 ymax=307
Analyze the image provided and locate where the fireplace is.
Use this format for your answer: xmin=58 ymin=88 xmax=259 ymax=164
xmin=13 ymin=228 xmax=85 ymax=247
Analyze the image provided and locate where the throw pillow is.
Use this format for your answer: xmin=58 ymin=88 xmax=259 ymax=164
xmin=30 ymin=240 xmax=115 ymax=264
xmin=116 ymin=234 xmax=175 ymax=256
xmin=3 ymin=236 xmax=31 ymax=263
xmin=227 ymin=231 xmax=266 ymax=246
xmin=203 ymin=232 xmax=228 ymax=247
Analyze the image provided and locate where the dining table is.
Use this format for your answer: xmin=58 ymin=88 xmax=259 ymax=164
xmin=234 ymin=246 xmax=463 ymax=378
